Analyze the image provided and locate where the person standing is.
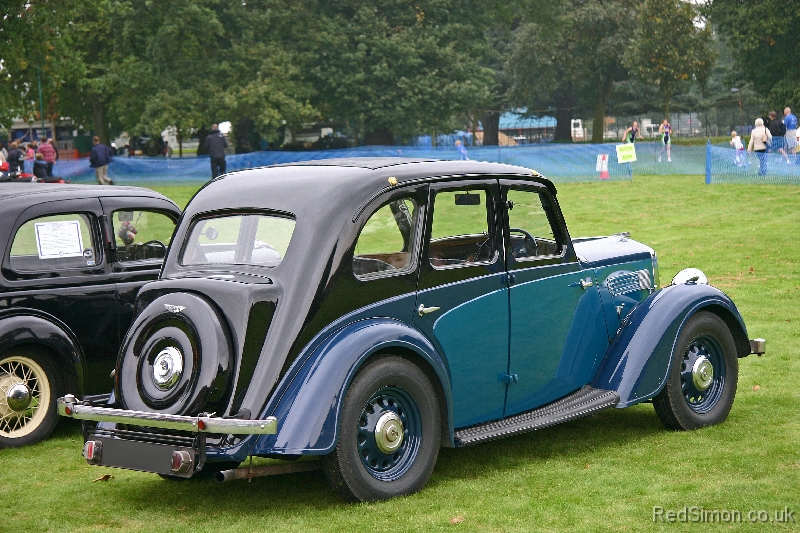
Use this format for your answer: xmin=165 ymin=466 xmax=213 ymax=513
xmin=621 ymin=121 xmax=643 ymax=143
xmin=24 ymin=141 xmax=36 ymax=174
xmin=658 ymin=119 xmax=672 ymax=162
xmin=7 ymin=142 xmax=24 ymax=173
xmin=730 ymin=131 xmax=746 ymax=166
xmin=204 ymin=123 xmax=228 ymax=179
xmin=747 ymin=118 xmax=772 ymax=177
xmin=784 ymin=107 xmax=798 ymax=164
xmin=38 ymin=137 xmax=57 ymax=177
xmin=767 ymin=110 xmax=790 ymax=164
xmin=455 ymin=140 xmax=469 ymax=160
xmin=89 ymin=136 xmax=115 ymax=185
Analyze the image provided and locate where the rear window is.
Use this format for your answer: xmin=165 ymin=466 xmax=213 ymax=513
xmin=181 ymin=214 xmax=295 ymax=268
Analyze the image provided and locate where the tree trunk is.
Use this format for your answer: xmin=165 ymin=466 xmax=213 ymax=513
xmin=177 ymin=126 xmax=183 ymax=158
xmin=482 ymin=111 xmax=500 ymax=146
xmin=364 ymin=128 xmax=394 ymax=145
xmin=591 ymin=77 xmax=614 ymax=144
xmin=662 ymin=89 xmax=672 ymax=121
xmin=90 ymin=95 xmax=109 ymax=145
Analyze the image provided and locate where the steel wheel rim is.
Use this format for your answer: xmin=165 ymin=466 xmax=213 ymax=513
xmin=680 ymin=335 xmax=726 ymax=414
xmin=357 ymin=386 xmax=421 ymax=481
xmin=0 ymin=356 xmax=50 ymax=438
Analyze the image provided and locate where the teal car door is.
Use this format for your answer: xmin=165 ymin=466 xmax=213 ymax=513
xmin=501 ymin=182 xmax=609 ymax=416
xmin=413 ymin=181 xmax=510 ymax=428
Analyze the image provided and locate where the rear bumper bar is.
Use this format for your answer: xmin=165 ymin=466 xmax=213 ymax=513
xmin=58 ymin=394 xmax=277 ymax=435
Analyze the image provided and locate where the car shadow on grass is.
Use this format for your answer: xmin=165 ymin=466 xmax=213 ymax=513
xmin=100 ymin=404 xmax=666 ymax=512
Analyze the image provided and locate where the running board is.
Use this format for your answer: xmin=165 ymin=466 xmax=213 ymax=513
xmin=453 ymin=386 xmax=619 ymax=447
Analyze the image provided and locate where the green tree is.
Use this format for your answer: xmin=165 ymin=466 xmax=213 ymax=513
xmin=624 ymin=0 xmax=714 ymax=119
xmin=305 ymin=1 xmax=496 ymax=144
xmin=710 ymin=0 xmax=800 ymax=109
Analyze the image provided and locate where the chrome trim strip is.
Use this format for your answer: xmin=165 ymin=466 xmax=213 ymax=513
xmin=57 ymin=396 xmax=277 ymax=435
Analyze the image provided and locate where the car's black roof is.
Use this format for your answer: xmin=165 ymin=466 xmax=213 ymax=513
xmin=188 ymin=158 xmax=551 ymax=221
xmin=0 ymin=183 xmax=168 ymax=203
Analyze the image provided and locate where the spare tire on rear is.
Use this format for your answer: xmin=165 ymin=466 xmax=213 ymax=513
xmin=116 ymin=292 xmax=233 ymax=416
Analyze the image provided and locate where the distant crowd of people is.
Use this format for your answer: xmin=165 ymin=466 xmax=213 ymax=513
xmin=732 ymin=107 xmax=797 ymax=176
xmin=0 ymin=138 xmax=61 ymax=181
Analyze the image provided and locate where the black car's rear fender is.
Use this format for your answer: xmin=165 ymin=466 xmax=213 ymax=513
xmin=591 ymin=282 xmax=750 ymax=407
xmin=0 ymin=308 xmax=85 ymax=395
xmin=248 ymin=317 xmax=453 ymax=458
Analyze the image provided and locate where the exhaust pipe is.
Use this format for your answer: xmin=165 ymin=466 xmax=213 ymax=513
xmin=214 ymin=460 xmax=321 ymax=483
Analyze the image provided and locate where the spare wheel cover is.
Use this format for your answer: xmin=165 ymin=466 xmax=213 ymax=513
xmin=117 ymin=292 xmax=232 ymax=416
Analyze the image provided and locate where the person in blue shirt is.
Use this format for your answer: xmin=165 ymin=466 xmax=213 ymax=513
xmin=89 ymin=136 xmax=115 ymax=185
xmin=784 ymin=107 xmax=797 ymax=164
xmin=455 ymin=140 xmax=469 ymax=160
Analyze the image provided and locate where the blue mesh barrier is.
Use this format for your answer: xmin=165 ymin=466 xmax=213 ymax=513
xmin=52 ymin=142 xmax=713 ymax=184
xmin=707 ymin=143 xmax=800 ymax=184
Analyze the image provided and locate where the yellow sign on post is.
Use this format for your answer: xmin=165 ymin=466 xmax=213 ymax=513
xmin=616 ymin=143 xmax=637 ymax=164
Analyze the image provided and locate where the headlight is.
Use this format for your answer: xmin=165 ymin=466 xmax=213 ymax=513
xmin=671 ymin=268 xmax=707 ymax=285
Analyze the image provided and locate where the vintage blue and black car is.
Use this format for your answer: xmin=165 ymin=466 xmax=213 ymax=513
xmin=58 ymin=159 xmax=764 ymax=501
xmin=0 ymin=184 xmax=180 ymax=447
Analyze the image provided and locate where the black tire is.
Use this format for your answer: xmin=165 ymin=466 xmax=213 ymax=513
xmin=323 ymin=356 xmax=441 ymax=502
xmin=117 ymin=292 xmax=232 ymax=416
xmin=653 ymin=311 xmax=738 ymax=430
xmin=0 ymin=349 xmax=63 ymax=448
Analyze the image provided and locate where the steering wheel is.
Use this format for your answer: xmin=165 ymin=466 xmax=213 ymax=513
xmin=509 ymin=228 xmax=538 ymax=258
xmin=129 ymin=240 xmax=167 ymax=261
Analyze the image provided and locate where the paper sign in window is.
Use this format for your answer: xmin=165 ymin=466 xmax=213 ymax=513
xmin=35 ymin=221 xmax=85 ymax=259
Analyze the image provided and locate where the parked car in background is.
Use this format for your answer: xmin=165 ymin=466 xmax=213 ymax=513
xmin=59 ymin=160 xmax=764 ymax=500
xmin=0 ymin=184 xmax=180 ymax=447
xmin=116 ymin=135 xmax=168 ymax=157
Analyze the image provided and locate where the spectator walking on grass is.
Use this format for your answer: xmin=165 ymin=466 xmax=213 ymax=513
xmin=658 ymin=119 xmax=672 ymax=162
xmin=731 ymin=131 xmax=746 ymax=167
xmin=204 ymin=123 xmax=228 ymax=179
xmin=784 ymin=107 xmax=797 ymax=164
xmin=89 ymin=136 xmax=115 ymax=185
xmin=37 ymin=137 xmax=57 ymax=177
xmin=748 ymin=118 xmax=772 ymax=177
xmin=455 ymin=140 xmax=469 ymax=160
xmin=767 ymin=110 xmax=790 ymax=165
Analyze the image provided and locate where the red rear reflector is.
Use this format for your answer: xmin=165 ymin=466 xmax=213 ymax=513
xmin=171 ymin=450 xmax=193 ymax=474
xmin=64 ymin=406 xmax=72 ymax=415
xmin=83 ymin=440 xmax=102 ymax=461
xmin=197 ymin=420 xmax=206 ymax=431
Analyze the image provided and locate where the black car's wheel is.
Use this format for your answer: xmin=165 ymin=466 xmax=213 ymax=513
xmin=0 ymin=349 xmax=63 ymax=448
xmin=323 ymin=356 xmax=441 ymax=502
xmin=653 ymin=311 xmax=738 ymax=430
xmin=117 ymin=292 xmax=232 ymax=416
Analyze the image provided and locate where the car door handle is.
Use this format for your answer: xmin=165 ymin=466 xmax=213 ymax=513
xmin=569 ymin=277 xmax=594 ymax=289
xmin=417 ymin=304 xmax=441 ymax=317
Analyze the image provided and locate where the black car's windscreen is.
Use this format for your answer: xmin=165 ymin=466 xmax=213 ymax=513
xmin=181 ymin=214 xmax=295 ymax=267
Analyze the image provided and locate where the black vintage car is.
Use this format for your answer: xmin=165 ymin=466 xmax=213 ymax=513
xmin=59 ymin=160 xmax=763 ymax=501
xmin=0 ymin=184 xmax=180 ymax=447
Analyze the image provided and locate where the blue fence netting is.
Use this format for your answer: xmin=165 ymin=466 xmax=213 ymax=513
xmin=49 ymin=142 xmax=800 ymax=185
xmin=706 ymin=143 xmax=800 ymax=184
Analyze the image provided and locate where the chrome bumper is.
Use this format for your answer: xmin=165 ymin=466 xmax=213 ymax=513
xmin=57 ymin=394 xmax=277 ymax=435
xmin=749 ymin=338 xmax=766 ymax=356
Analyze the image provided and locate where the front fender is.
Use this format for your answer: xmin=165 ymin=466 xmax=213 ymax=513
xmin=250 ymin=317 xmax=452 ymax=457
xmin=0 ymin=308 xmax=86 ymax=395
xmin=591 ymin=283 xmax=750 ymax=407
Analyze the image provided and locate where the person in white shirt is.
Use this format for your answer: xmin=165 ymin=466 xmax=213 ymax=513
xmin=730 ymin=131 xmax=745 ymax=167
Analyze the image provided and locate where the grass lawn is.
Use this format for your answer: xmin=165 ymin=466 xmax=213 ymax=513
xmin=1 ymin=174 xmax=798 ymax=532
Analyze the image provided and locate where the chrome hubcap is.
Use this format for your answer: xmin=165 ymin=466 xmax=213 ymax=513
xmin=374 ymin=411 xmax=404 ymax=454
xmin=6 ymin=382 xmax=31 ymax=412
xmin=152 ymin=346 xmax=184 ymax=390
xmin=692 ymin=355 xmax=714 ymax=391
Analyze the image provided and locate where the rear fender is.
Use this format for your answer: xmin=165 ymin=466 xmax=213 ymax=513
xmin=591 ymin=283 xmax=749 ymax=407
xmin=249 ymin=317 xmax=452 ymax=458
xmin=0 ymin=308 xmax=85 ymax=395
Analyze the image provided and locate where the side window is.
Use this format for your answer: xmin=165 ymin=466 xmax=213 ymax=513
xmin=429 ymin=189 xmax=493 ymax=268
xmin=507 ymin=189 xmax=562 ymax=259
xmin=9 ymin=213 xmax=98 ymax=271
xmin=112 ymin=210 xmax=176 ymax=262
xmin=353 ymin=196 xmax=418 ymax=278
